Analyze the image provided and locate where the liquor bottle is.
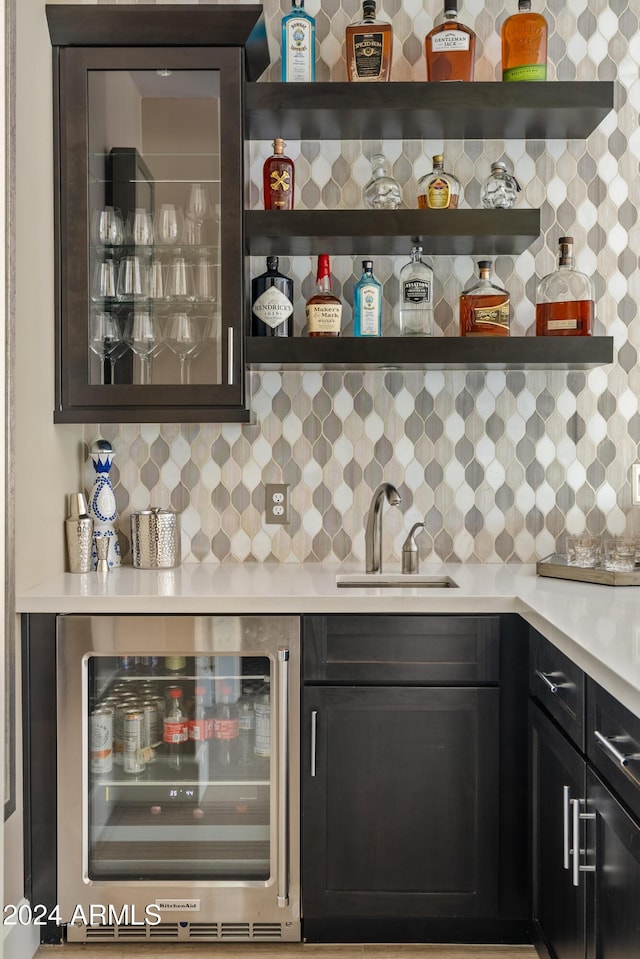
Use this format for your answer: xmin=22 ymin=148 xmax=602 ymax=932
xmin=425 ymin=0 xmax=476 ymax=82
xmin=345 ymin=0 xmax=393 ymax=82
xmin=480 ymin=160 xmax=520 ymax=209
xmin=417 ymin=154 xmax=462 ymax=209
xmin=281 ymin=0 xmax=316 ymax=82
xmin=459 ymin=260 xmax=511 ymax=337
xmin=163 ymin=687 xmax=189 ymax=770
xmin=213 ymin=684 xmax=240 ymax=769
xmin=88 ymin=439 xmax=121 ymax=569
xmin=535 ymin=237 xmax=594 ymax=337
xmin=251 ymin=257 xmax=294 ymax=337
xmin=306 ymin=254 xmax=343 ymax=337
xmin=353 ymin=260 xmax=383 ymax=337
xmin=263 ymin=139 xmax=295 ymax=211
xmin=398 ymin=246 xmax=434 ymax=337
xmin=501 ymin=0 xmax=547 ymax=82
xmin=254 ymin=677 xmax=271 ymax=759
xmin=363 ymin=154 xmax=403 ymax=209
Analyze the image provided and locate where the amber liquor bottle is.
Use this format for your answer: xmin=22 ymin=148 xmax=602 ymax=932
xmin=346 ymin=0 xmax=393 ymax=82
xmin=425 ymin=0 xmax=476 ymax=81
xmin=263 ymin=139 xmax=295 ymax=210
xmin=535 ymin=237 xmax=593 ymax=336
xmin=306 ymin=255 xmax=342 ymax=337
xmin=251 ymin=257 xmax=294 ymax=337
xmin=417 ymin=154 xmax=462 ymax=209
xmin=501 ymin=0 xmax=547 ymax=81
xmin=459 ymin=260 xmax=510 ymax=336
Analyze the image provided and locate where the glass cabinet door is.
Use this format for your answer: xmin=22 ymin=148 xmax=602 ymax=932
xmin=88 ymin=654 xmax=272 ymax=881
xmin=56 ymin=47 xmax=247 ymax=422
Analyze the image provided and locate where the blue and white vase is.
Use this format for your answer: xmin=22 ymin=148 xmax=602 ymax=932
xmin=88 ymin=439 xmax=121 ymax=569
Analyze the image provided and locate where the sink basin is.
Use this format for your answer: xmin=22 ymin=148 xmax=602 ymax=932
xmin=336 ymin=573 xmax=459 ymax=589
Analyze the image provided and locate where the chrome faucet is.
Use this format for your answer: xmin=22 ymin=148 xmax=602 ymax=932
xmin=365 ymin=482 xmax=401 ymax=573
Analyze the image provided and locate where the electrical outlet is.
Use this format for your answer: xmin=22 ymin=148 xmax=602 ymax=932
xmin=632 ymin=465 xmax=640 ymax=506
xmin=265 ymin=483 xmax=290 ymax=524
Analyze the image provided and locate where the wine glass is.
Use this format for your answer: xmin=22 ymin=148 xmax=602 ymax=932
xmin=89 ymin=311 xmax=122 ymax=384
xmin=91 ymin=206 xmax=125 ymax=247
xmin=166 ymin=257 xmax=196 ymax=303
xmin=155 ymin=203 xmax=184 ymax=246
xmin=124 ymin=311 xmax=163 ymax=385
xmin=91 ymin=257 xmax=117 ymax=302
xmin=165 ymin=312 xmax=202 ymax=384
xmin=186 ymin=183 xmax=213 ymax=225
xmin=116 ymin=255 xmax=148 ymax=301
xmin=194 ymin=256 xmax=216 ymax=303
xmin=126 ymin=208 xmax=154 ymax=247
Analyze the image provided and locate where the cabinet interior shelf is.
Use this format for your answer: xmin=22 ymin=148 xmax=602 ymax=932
xmin=245 ymin=82 xmax=614 ymax=141
xmin=246 ymin=336 xmax=614 ymax=371
xmin=245 ymin=210 xmax=541 ymax=256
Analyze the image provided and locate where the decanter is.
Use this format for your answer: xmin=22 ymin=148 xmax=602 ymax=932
xmin=363 ymin=154 xmax=403 ymax=210
xmin=480 ymin=161 xmax=521 ymax=209
xmin=87 ymin=439 xmax=121 ymax=568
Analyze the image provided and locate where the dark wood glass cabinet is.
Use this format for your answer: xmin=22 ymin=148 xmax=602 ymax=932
xmin=47 ymin=5 xmax=268 ymax=423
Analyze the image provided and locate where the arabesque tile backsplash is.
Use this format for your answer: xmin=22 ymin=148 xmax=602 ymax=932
xmin=89 ymin=0 xmax=640 ymax=566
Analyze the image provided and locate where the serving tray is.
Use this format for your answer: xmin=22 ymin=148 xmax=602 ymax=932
xmin=537 ymin=553 xmax=640 ymax=587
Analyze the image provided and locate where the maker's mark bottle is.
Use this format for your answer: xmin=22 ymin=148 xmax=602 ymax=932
xmin=306 ymin=254 xmax=343 ymax=337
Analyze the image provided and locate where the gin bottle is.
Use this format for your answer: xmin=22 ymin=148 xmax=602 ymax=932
xmin=398 ymin=246 xmax=434 ymax=337
xmin=251 ymin=257 xmax=294 ymax=337
xmin=281 ymin=0 xmax=316 ymax=82
xmin=353 ymin=260 xmax=382 ymax=337
xmin=535 ymin=237 xmax=593 ymax=337
xmin=363 ymin=154 xmax=402 ymax=209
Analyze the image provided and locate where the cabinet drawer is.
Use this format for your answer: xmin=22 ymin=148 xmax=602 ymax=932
xmin=529 ymin=629 xmax=585 ymax=750
xmin=303 ymin=615 xmax=500 ymax=684
xmin=587 ymin=679 xmax=640 ymax=821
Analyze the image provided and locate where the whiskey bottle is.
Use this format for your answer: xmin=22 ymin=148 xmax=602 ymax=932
xmin=501 ymin=0 xmax=547 ymax=82
xmin=346 ymin=0 xmax=393 ymax=82
xmin=263 ymin=139 xmax=295 ymax=211
xmin=417 ymin=154 xmax=462 ymax=209
xmin=251 ymin=257 xmax=294 ymax=337
xmin=425 ymin=0 xmax=476 ymax=82
xmin=306 ymin=255 xmax=342 ymax=337
xmin=281 ymin=0 xmax=316 ymax=82
xmin=353 ymin=260 xmax=382 ymax=337
xmin=398 ymin=246 xmax=434 ymax=337
xmin=363 ymin=154 xmax=403 ymax=209
xmin=535 ymin=237 xmax=594 ymax=337
xmin=459 ymin=260 xmax=510 ymax=336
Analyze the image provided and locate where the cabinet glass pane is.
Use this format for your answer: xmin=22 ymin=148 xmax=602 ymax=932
xmin=87 ymin=654 xmax=271 ymax=881
xmin=87 ymin=70 xmax=222 ymax=388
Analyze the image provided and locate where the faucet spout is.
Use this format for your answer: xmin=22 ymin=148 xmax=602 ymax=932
xmin=365 ymin=483 xmax=401 ymax=574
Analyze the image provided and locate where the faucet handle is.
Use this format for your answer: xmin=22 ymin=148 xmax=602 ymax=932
xmin=402 ymin=522 xmax=425 ymax=575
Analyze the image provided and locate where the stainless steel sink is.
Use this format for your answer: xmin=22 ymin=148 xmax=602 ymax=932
xmin=336 ymin=573 xmax=459 ymax=589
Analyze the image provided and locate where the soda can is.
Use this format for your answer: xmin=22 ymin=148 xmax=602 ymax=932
xmin=90 ymin=706 xmax=113 ymax=774
xmin=122 ymin=709 xmax=145 ymax=774
xmin=115 ymin=700 xmax=136 ymax=765
xmin=141 ymin=700 xmax=160 ymax=758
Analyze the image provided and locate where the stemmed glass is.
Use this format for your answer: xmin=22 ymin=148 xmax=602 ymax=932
xmin=155 ymin=203 xmax=184 ymax=247
xmin=186 ymin=183 xmax=213 ymax=225
xmin=165 ymin=312 xmax=202 ymax=384
xmin=91 ymin=206 xmax=125 ymax=247
xmin=124 ymin=311 xmax=163 ymax=385
xmin=89 ymin=311 xmax=122 ymax=385
xmin=116 ymin=255 xmax=148 ymax=301
xmin=126 ymin=208 xmax=154 ymax=247
xmin=194 ymin=256 xmax=216 ymax=303
xmin=166 ymin=257 xmax=196 ymax=303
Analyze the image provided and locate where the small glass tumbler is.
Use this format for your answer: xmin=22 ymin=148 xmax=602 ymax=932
xmin=480 ymin=161 xmax=521 ymax=210
xmin=603 ymin=536 xmax=637 ymax=572
xmin=566 ymin=534 xmax=601 ymax=568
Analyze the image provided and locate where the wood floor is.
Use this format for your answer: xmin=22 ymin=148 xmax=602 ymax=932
xmin=35 ymin=943 xmax=538 ymax=959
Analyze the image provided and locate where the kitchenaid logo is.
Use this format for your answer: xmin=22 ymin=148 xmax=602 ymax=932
xmin=155 ymin=899 xmax=201 ymax=912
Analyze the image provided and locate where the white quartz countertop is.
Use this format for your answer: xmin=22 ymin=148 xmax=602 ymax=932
xmin=16 ymin=561 xmax=640 ymax=719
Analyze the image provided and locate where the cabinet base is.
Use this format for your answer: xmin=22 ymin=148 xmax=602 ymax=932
xmin=303 ymin=917 xmax=532 ymax=944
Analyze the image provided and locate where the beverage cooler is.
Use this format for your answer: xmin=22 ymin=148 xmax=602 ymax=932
xmin=55 ymin=615 xmax=300 ymax=943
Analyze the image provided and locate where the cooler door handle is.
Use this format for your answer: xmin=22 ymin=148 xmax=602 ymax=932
xmin=310 ymin=710 xmax=318 ymax=778
xmin=276 ymin=648 xmax=289 ymax=907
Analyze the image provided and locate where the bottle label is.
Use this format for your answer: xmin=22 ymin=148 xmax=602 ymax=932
xmin=431 ymin=30 xmax=470 ymax=51
xmin=503 ymin=64 xmax=547 ymax=81
xmin=470 ymin=300 xmax=510 ymax=331
xmin=269 ymin=167 xmax=292 ymax=198
xmin=253 ymin=286 xmax=294 ymax=329
xmin=427 ymin=176 xmax=451 ymax=209
xmin=353 ymin=31 xmax=384 ymax=78
xmin=547 ymin=318 xmax=578 ymax=331
xmin=189 ymin=718 xmax=214 ymax=741
xmin=306 ymin=302 xmax=342 ymax=334
xmin=402 ymin=278 xmax=432 ymax=305
xmin=285 ymin=19 xmax=313 ymax=82
xmin=357 ymin=283 xmax=380 ymax=335
xmin=163 ymin=718 xmax=189 ymax=744
xmin=214 ymin=718 xmax=239 ymax=741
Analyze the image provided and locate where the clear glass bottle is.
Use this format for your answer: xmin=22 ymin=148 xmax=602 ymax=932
xmin=535 ymin=237 xmax=594 ymax=337
xmin=480 ymin=161 xmax=521 ymax=209
xmin=398 ymin=246 xmax=434 ymax=336
xmin=163 ymin=687 xmax=189 ymax=770
xmin=459 ymin=260 xmax=511 ymax=337
xmin=263 ymin=139 xmax=295 ymax=211
xmin=353 ymin=260 xmax=383 ymax=337
xmin=425 ymin=0 xmax=477 ymax=82
xmin=501 ymin=0 xmax=548 ymax=82
xmin=306 ymin=254 xmax=343 ymax=336
xmin=213 ymin=684 xmax=240 ymax=769
xmin=346 ymin=0 xmax=393 ymax=82
xmin=251 ymin=256 xmax=294 ymax=337
xmin=281 ymin=0 xmax=316 ymax=82
xmin=417 ymin=154 xmax=462 ymax=210
xmin=363 ymin=154 xmax=403 ymax=209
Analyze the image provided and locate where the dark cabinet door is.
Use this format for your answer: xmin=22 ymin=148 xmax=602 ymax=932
xmin=587 ymin=768 xmax=640 ymax=959
xmin=302 ymin=685 xmax=500 ymax=921
xmin=530 ymin=703 xmax=586 ymax=959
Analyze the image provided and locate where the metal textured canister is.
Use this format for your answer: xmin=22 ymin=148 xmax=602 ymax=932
xmin=130 ymin=508 xmax=181 ymax=569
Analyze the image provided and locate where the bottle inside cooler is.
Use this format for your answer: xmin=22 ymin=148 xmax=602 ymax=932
xmin=163 ymin=686 xmax=189 ymax=770
xmin=213 ymin=683 xmax=240 ymax=771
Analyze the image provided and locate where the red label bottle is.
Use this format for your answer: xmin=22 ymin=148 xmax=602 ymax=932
xmin=263 ymin=138 xmax=295 ymax=210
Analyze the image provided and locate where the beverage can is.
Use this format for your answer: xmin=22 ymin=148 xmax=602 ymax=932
xmin=90 ymin=706 xmax=113 ymax=774
xmin=122 ymin=709 xmax=145 ymax=774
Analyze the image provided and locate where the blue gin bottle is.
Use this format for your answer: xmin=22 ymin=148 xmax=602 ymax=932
xmin=281 ymin=0 xmax=316 ymax=82
xmin=353 ymin=260 xmax=383 ymax=337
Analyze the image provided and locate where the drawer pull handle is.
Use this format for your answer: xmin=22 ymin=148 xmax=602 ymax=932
xmin=535 ymin=669 xmax=561 ymax=694
xmin=562 ymin=785 xmax=571 ymax=870
xmin=594 ymin=729 xmax=640 ymax=767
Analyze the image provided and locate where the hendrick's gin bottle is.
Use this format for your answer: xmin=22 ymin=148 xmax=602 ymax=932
xmin=251 ymin=256 xmax=294 ymax=337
